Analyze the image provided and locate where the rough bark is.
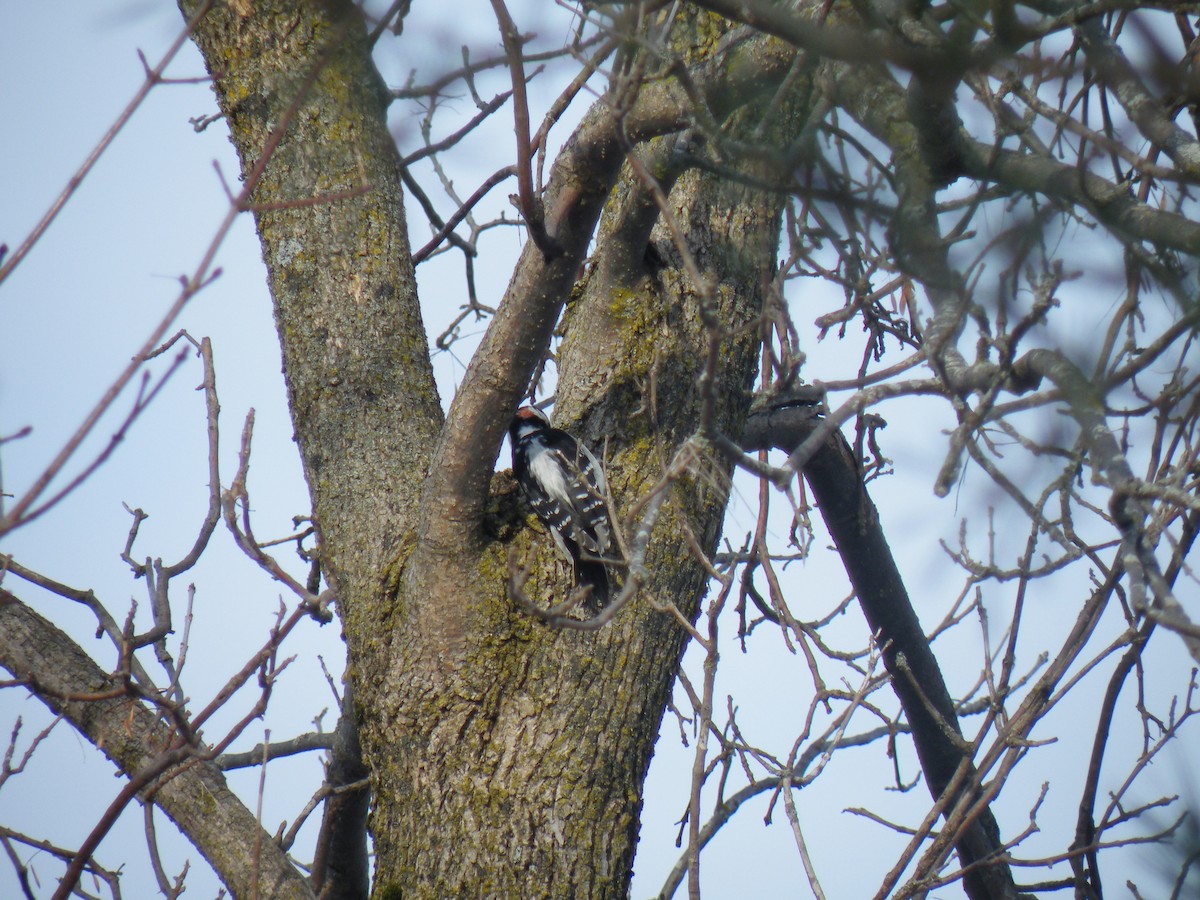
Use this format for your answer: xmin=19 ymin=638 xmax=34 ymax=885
xmin=178 ymin=1 xmax=802 ymax=895
xmin=0 ymin=590 xmax=313 ymax=899
xmin=180 ymin=0 xmax=443 ymax=694
xmin=368 ymin=15 xmax=806 ymax=895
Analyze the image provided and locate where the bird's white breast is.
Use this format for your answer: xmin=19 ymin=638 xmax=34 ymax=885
xmin=527 ymin=444 xmax=576 ymax=508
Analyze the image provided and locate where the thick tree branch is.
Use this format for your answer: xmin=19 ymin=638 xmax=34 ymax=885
xmin=0 ymin=590 xmax=312 ymax=899
xmin=688 ymin=0 xmax=952 ymax=69
xmin=828 ymin=44 xmax=1200 ymax=257
xmin=310 ymin=684 xmax=369 ymax=900
xmin=1012 ymin=349 xmax=1200 ymax=662
xmin=182 ymin=0 xmax=444 ymax=654
xmin=1063 ymin=2 xmax=1200 ymax=177
xmin=421 ymin=30 xmax=797 ymax=549
xmin=962 ymin=139 xmax=1200 ymax=256
xmin=741 ymin=397 xmax=1017 ymax=900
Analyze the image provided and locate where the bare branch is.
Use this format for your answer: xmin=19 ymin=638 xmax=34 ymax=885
xmin=0 ymin=589 xmax=314 ymax=899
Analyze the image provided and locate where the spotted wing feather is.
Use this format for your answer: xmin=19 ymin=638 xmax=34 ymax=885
xmin=510 ymin=407 xmax=614 ymax=608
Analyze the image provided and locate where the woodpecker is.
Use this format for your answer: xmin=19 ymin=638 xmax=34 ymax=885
xmin=509 ymin=406 xmax=613 ymax=609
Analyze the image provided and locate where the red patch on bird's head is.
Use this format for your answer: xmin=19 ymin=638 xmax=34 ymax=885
xmin=514 ymin=406 xmax=549 ymax=424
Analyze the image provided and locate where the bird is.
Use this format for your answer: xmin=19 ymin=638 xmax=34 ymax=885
xmin=509 ymin=405 xmax=614 ymax=610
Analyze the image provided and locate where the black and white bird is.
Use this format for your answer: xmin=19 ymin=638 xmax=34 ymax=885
xmin=509 ymin=406 xmax=613 ymax=609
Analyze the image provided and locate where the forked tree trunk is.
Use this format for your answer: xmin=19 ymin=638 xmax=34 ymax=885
xmin=182 ymin=1 xmax=806 ymax=894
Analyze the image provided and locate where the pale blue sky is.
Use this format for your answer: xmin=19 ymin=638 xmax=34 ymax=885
xmin=1 ymin=3 xmax=1195 ymax=898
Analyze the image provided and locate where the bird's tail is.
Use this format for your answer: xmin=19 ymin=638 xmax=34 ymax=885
xmin=576 ymin=559 xmax=610 ymax=614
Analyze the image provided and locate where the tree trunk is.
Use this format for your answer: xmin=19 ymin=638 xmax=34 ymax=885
xmin=182 ymin=1 xmax=806 ymax=894
xmin=371 ymin=14 xmax=807 ymax=895
xmin=181 ymin=0 xmax=444 ymax=694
